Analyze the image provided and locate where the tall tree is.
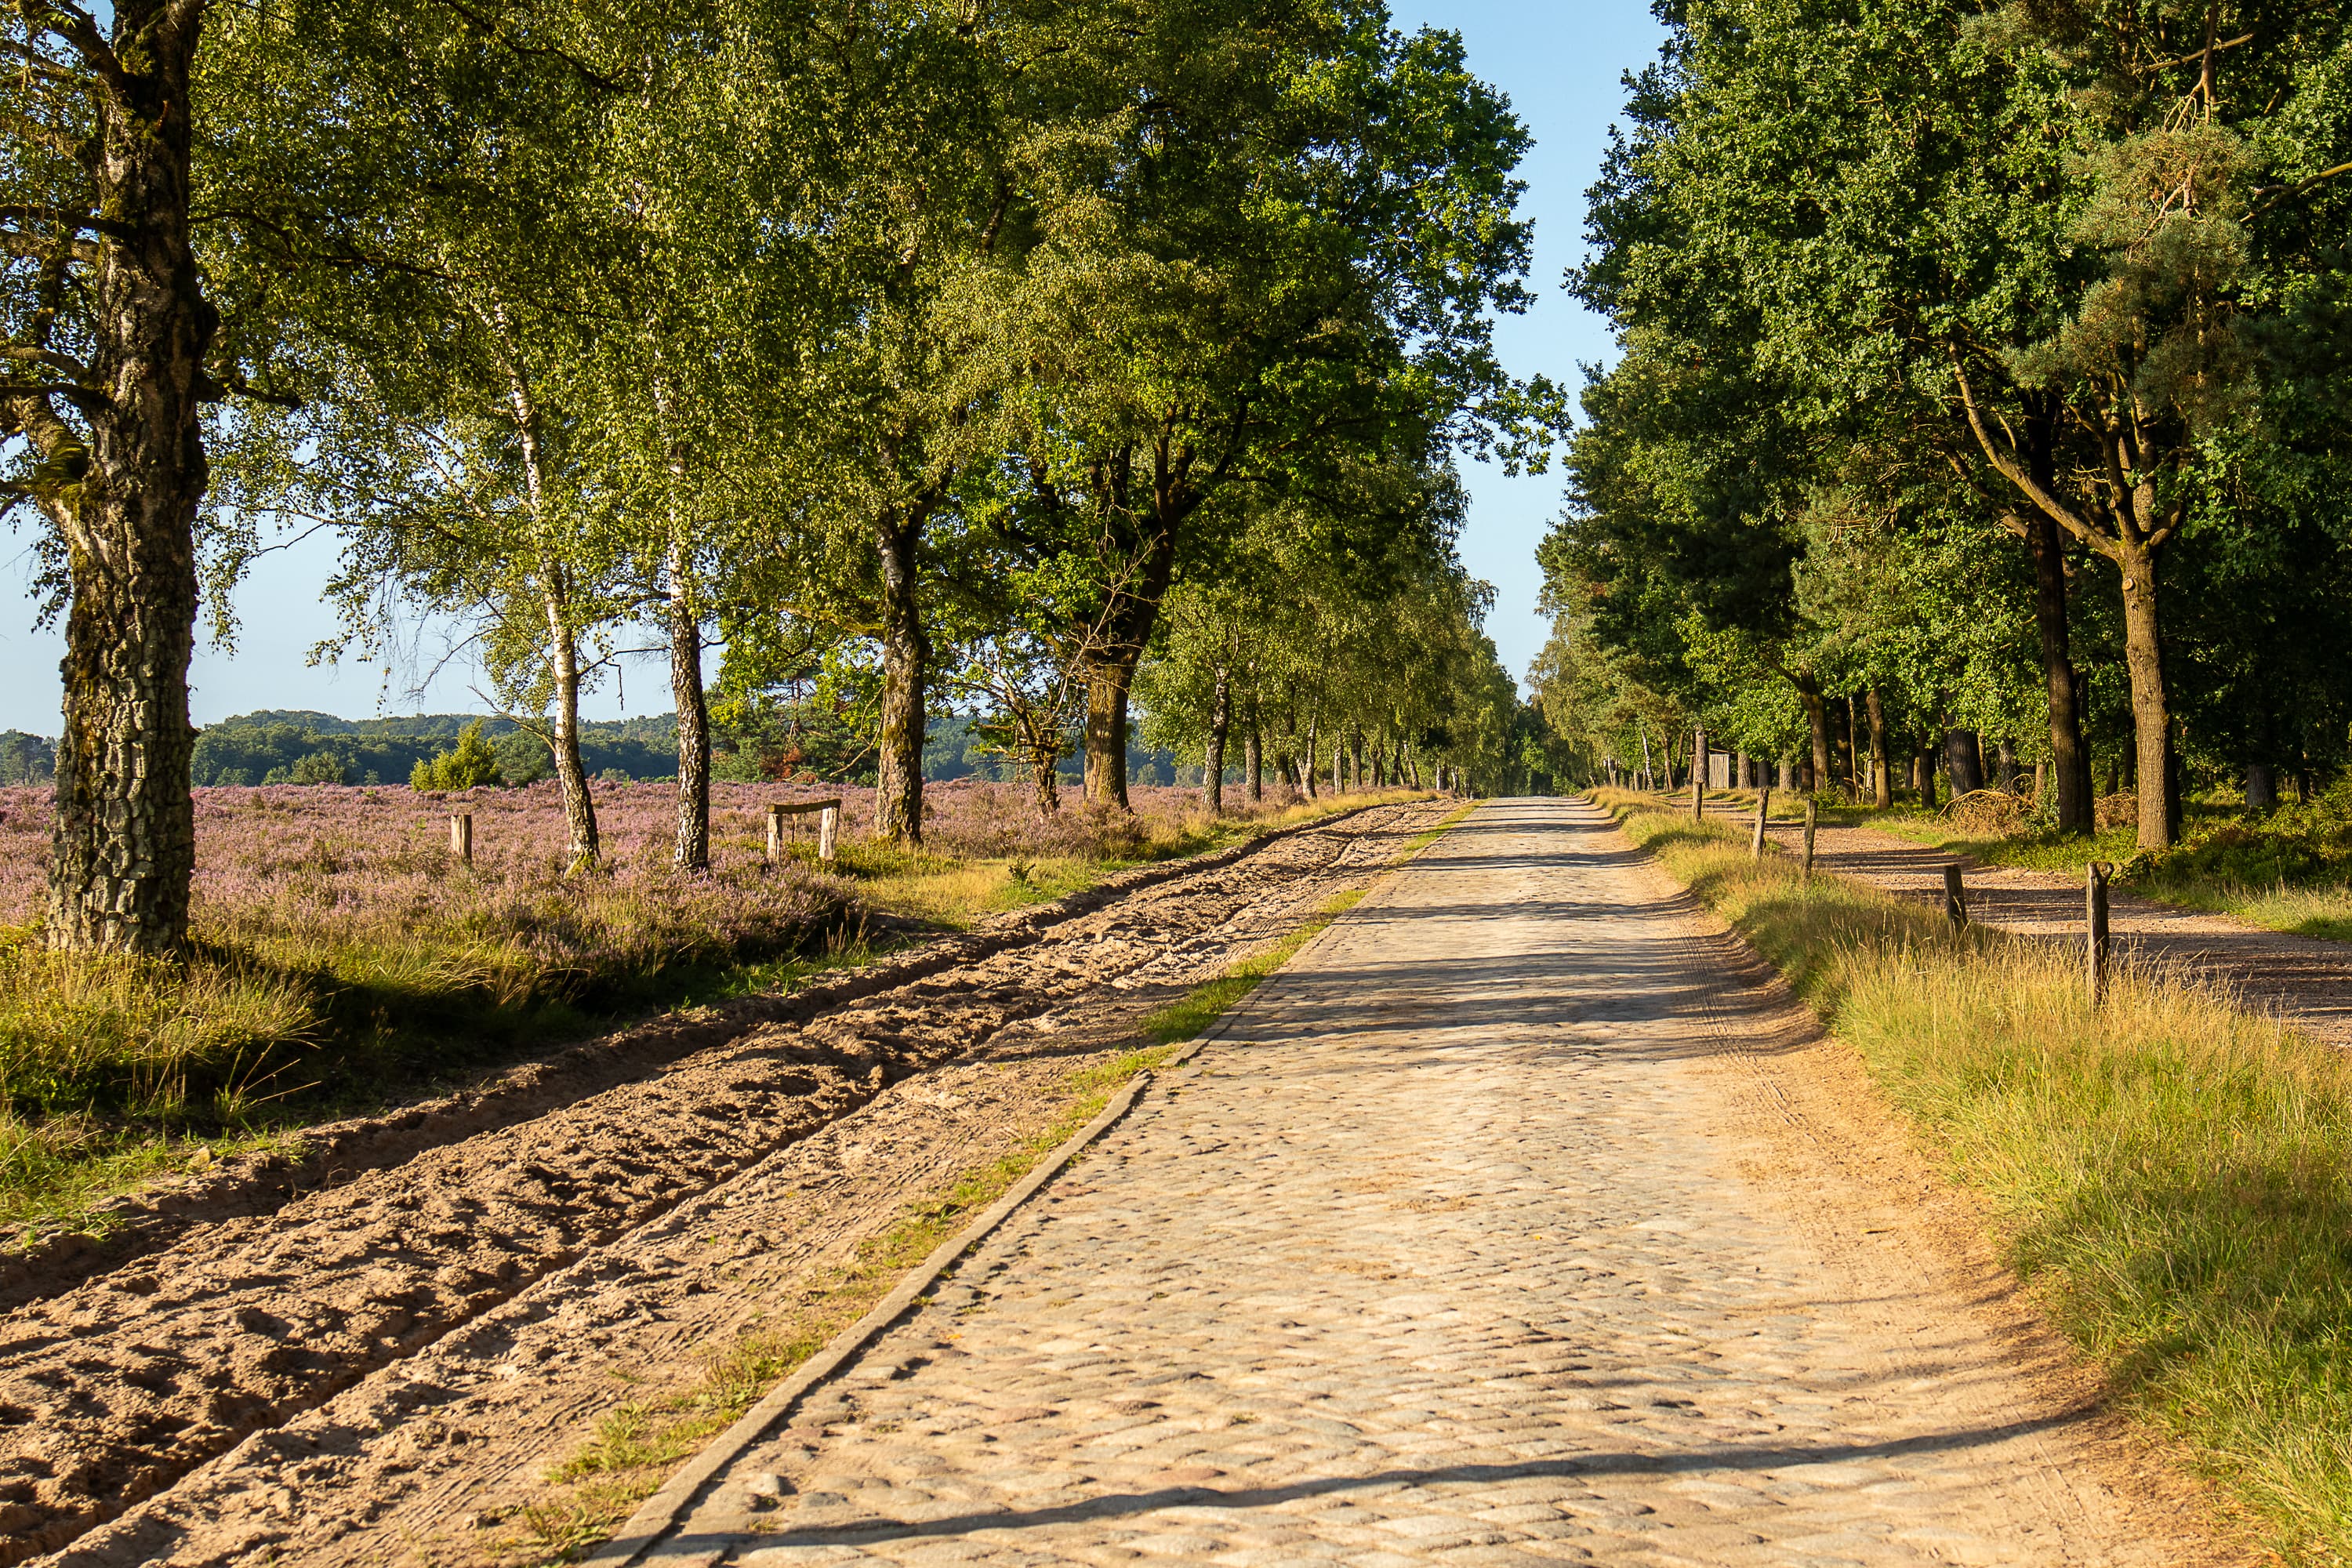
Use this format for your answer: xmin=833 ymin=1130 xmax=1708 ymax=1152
xmin=4 ymin=2 xmax=216 ymax=953
xmin=1000 ymin=14 xmax=1551 ymax=808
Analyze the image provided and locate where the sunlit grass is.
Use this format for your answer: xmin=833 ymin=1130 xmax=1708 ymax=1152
xmin=1602 ymin=789 xmax=2352 ymax=1560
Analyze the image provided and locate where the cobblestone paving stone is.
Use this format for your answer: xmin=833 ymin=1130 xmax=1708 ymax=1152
xmin=648 ymin=798 xmax=2198 ymax=1566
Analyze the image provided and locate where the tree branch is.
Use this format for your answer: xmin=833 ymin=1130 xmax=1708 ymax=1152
xmin=1948 ymin=347 xmax=2117 ymax=558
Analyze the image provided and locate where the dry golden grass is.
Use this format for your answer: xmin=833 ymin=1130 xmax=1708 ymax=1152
xmin=1602 ymin=789 xmax=2352 ymax=1561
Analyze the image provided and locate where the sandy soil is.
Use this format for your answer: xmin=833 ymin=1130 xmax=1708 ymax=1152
xmin=1 ymin=800 xmax=1450 ymax=1568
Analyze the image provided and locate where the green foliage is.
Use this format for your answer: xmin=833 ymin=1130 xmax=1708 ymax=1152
xmin=287 ymin=751 xmax=349 ymax=786
xmin=194 ymin=713 xmax=670 ymax=789
xmin=409 ymin=721 xmax=505 ymax=793
xmin=0 ymin=734 xmax=54 ymax=786
xmin=1539 ymin=0 xmax=2352 ymax=826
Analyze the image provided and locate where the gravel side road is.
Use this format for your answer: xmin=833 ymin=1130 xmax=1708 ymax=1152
xmin=630 ymin=797 xmax=2230 ymax=1567
xmin=1742 ymin=806 xmax=2352 ymax=1047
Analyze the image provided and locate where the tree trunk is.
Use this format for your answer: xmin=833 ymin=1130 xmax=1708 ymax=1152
xmin=666 ymin=537 xmax=710 ymax=871
xmin=1301 ymin=715 xmax=1319 ymax=799
xmin=503 ymin=357 xmax=597 ymax=874
xmin=1919 ymin=750 xmax=1939 ymax=811
xmin=1864 ymin=690 xmax=1892 ymax=808
xmin=1944 ymin=728 xmax=1985 ymax=797
xmin=1203 ymin=661 xmax=1229 ymax=813
xmin=30 ymin=2 xmax=209 ymax=953
xmin=2025 ymin=513 xmax=2092 ymax=833
xmin=1995 ymin=738 xmax=2019 ymax=796
xmin=49 ymin=508 xmax=201 ymax=953
xmin=1028 ymin=729 xmax=1061 ymax=816
xmin=873 ymin=508 xmax=927 ymax=844
xmin=652 ymin=379 xmax=710 ymax=872
xmin=1245 ymin=710 xmax=1263 ymax=802
xmin=2118 ymin=544 xmax=2177 ymax=849
xmin=1800 ymin=688 xmax=1831 ymax=795
xmin=542 ymin=593 xmax=601 ymax=873
xmin=1081 ymin=659 xmax=1134 ymax=810
xmin=2246 ymin=763 xmax=2277 ymax=810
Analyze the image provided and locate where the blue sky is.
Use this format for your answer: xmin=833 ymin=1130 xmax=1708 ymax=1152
xmin=0 ymin=2 xmax=1665 ymax=734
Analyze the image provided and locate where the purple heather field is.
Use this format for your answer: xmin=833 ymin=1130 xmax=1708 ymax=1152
xmin=0 ymin=778 xmax=1287 ymax=943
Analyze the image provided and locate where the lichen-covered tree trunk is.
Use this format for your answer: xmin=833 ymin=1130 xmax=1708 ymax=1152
xmin=873 ymin=508 xmax=927 ymax=845
xmin=42 ymin=2 xmax=210 ymax=955
xmin=1076 ymin=521 xmax=1179 ymax=811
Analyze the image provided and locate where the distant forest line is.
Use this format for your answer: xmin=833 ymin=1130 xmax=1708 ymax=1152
xmin=0 ymin=712 xmax=1187 ymax=789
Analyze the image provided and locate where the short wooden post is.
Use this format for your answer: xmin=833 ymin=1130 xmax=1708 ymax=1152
xmin=2086 ymin=860 xmax=2112 ymax=1007
xmin=1801 ymin=797 xmax=1817 ymax=879
xmin=1751 ymin=785 xmax=1770 ymax=861
xmin=818 ymin=804 xmax=839 ymax=864
xmin=448 ymin=813 xmax=473 ymax=865
xmin=766 ymin=803 xmax=786 ymax=866
xmin=1943 ymin=863 xmax=1969 ymax=929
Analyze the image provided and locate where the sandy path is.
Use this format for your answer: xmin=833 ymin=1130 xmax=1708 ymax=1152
xmin=1735 ymin=804 xmax=2352 ymax=1045
xmin=10 ymin=801 xmax=1450 ymax=1568
xmin=622 ymin=797 xmax=2231 ymax=1566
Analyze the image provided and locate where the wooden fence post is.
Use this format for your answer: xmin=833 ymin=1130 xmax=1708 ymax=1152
xmin=448 ymin=813 xmax=473 ymax=866
xmin=2086 ymin=860 xmax=2112 ymax=1007
xmin=818 ymin=804 xmax=839 ymax=864
xmin=1802 ymin=797 xmax=1817 ymax=879
xmin=1944 ymin=863 xmax=1969 ymax=929
xmin=1751 ymin=785 xmax=1770 ymax=861
xmin=766 ymin=804 xmax=786 ymax=866
xmin=1691 ymin=726 xmax=1706 ymax=822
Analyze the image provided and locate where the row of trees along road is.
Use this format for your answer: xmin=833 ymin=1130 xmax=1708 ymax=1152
xmin=1534 ymin=0 xmax=2352 ymax=851
xmin=3 ymin=0 xmax=1556 ymax=956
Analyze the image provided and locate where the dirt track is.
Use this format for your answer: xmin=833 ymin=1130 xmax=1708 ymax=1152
xmin=0 ymin=800 xmax=1450 ymax=1568
xmin=1740 ymin=807 xmax=2352 ymax=1045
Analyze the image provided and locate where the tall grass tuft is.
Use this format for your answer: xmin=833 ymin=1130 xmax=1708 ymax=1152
xmin=1606 ymin=789 xmax=2352 ymax=1559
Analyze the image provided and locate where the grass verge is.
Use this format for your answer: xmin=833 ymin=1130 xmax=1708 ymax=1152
xmin=1598 ymin=787 xmax=2352 ymax=1560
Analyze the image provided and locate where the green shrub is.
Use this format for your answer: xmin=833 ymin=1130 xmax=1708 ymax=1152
xmin=409 ymin=720 xmax=504 ymax=791
xmin=289 ymin=750 xmax=350 ymax=786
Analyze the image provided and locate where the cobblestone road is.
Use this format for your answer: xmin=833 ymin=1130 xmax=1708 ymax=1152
xmin=644 ymin=798 xmax=2213 ymax=1566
